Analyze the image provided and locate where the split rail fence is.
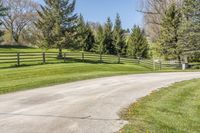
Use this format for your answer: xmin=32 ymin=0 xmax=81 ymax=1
xmin=0 ymin=52 xmax=180 ymax=70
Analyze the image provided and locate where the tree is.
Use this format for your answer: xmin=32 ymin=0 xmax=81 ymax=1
xmin=75 ymin=15 xmax=95 ymax=52
xmin=94 ymin=25 xmax=105 ymax=54
xmin=20 ymin=24 xmax=41 ymax=46
xmin=158 ymin=3 xmax=182 ymax=60
xmin=104 ymin=17 xmax=116 ymax=55
xmin=140 ymin=0 xmax=182 ymax=41
xmin=75 ymin=15 xmax=88 ymax=51
xmin=35 ymin=0 xmax=78 ymax=58
xmin=84 ymin=23 xmax=95 ymax=51
xmin=113 ymin=14 xmax=125 ymax=56
xmin=178 ymin=0 xmax=200 ymax=52
xmin=127 ymin=26 xmax=149 ymax=58
xmin=1 ymin=0 xmax=38 ymax=44
xmin=0 ymin=0 xmax=7 ymax=40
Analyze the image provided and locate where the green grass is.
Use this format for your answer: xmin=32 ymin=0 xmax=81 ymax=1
xmin=0 ymin=45 xmax=191 ymax=95
xmin=0 ymin=46 xmax=156 ymax=69
xmin=120 ymin=79 xmax=200 ymax=133
xmin=0 ymin=45 xmax=70 ymax=52
xmin=0 ymin=63 xmax=152 ymax=94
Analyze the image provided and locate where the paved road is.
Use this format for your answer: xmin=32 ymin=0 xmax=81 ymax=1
xmin=0 ymin=72 xmax=200 ymax=133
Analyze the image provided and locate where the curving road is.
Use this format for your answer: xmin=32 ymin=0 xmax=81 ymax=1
xmin=0 ymin=72 xmax=200 ymax=133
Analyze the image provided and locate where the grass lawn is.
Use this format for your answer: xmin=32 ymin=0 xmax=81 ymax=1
xmin=0 ymin=63 xmax=152 ymax=94
xmin=120 ymin=79 xmax=200 ymax=133
xmin=0 ymin=45 xmax=70 ymax=53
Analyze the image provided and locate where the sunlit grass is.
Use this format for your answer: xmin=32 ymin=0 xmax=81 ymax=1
xmin=0 ymin=63 xmax=152 ymax=94
xmin=120 ymin=79 xmax=200 ymax=133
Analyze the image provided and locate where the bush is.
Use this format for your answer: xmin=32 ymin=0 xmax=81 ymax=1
xmin=191 ymin=65 xmax=200 ymax=69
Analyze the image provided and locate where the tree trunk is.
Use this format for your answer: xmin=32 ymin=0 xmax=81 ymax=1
xmin=13 ymin=35 xmax=19 ymax=44
xmin=177 ymin=55 xmax=182 ymax=67
xmin=11 ymin=30 xmax=20 ymax=44
xmin=58 ymin=48 xmax=63 ymax=59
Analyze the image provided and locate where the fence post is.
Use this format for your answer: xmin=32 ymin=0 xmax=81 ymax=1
xmin=137 ymin=58 xmax=140 ymax=64
xmin=153 ymin=60 xmax=156 ymax=71
xmin=42 ymin=52 xmax=46 ymax=64
xmin=82 ymin=52 xmax=85 ymax=62
xmin=100 ymin=53 xmax=102 ymax=63
xmin=17 ymin=52 xmax=20 ymax=67
xmin=118 ymin=54 xmax=121 ymax=64
xmin=64 ymin=53 xmax=67 ymax=63
xmin=159 ymin=61 xmax=162 ymax=70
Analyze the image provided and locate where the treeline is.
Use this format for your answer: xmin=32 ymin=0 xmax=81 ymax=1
xmin=1 ymin=0 xmax=198 ymax=62
xmin=142 ymin=0 xmax=200 ymax=61
xmin=0 ymin=0 xmax=149 ymax=59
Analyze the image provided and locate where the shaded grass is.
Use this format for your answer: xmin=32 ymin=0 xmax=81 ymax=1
xmin=0 ymin=46 xmax=70 ymax=53
xmin=120 ymin=79 xmax=200 ymax=133
xmin=0 ymin=63 xmax=151 ymax=94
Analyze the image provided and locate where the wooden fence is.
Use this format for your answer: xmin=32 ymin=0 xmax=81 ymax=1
xmin=0 ymin=52 xmax=180 ymax=70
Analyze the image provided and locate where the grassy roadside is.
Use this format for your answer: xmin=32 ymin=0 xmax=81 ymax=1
xmin=120 ymin=79 xmax=200 ymax=133
xmin=0 ymin=63 xmax=152 ymax=94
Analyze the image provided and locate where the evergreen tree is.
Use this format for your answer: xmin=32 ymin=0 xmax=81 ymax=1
xmin=127 ymin=26 xmax=149 ymax=58
xmin=158 ymin=3 xmax=182 ymax=60
xmin=75 ymin=15 xmax=95 ymax=52
xmin=35 ymin=0 xmax=78 ymax=58
xmin=178 ymin=0 xmax=200 ymax=52
xmin=76 ymin=15 xmax=88 ymax=51
xmin=84 ymin=23 xmax=95 ymax=51
xmin=0 ymin=1 xmax=7 ymax=40
xmin=104 ymin=17 xmax=116 ymax=54
xmin=94 ymin=25 xmax=106 ymax=54
xmin=113 ymin=14 xmax=125 ymax=56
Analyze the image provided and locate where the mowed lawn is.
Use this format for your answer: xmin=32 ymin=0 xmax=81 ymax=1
xmin=0 ymin=45 xmax=70 ymax=53
xmin=120 ymin=79 xmax=200 ymax=133
xmin=0 ymin=63 xmax=151 ymax=94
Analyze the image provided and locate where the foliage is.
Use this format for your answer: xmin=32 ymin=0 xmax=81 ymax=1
xmin=113 ymin=14 xmax=126 ymax=56
xmin=1 ymin=0 xmax=38 ymax=44
xmin=178 ymin=0 xmax=200 ymax=52
xmin=75 ymin=15 xmax=95 ymax=51
xmin=0 ymin=0 xmax=6 ymax=41
xmin=84 ymin=23 xmax=95 ymax=51
xmin=94 ymin=24 xmax=106 ymax=54
xmin=158 ymin=3 xmax=182 ymax=60
xmin=139 ymin=0 xmax=181 ymax=42
xmin=104 ymin=17 xmax=116 ymax=55
xmin=127 ymin=26 xmax=149 ymax=58
xmin=35 ymin=0 xmax=78 ymax=57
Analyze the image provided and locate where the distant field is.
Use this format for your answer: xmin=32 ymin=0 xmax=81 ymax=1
xmin=0 ymin=63 xmax=152 ymax=94
xmin=120 ymin=79 xmax=200 ymax=133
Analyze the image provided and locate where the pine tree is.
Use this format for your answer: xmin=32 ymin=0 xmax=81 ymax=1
xmin=178 ymin=0 xmax=200 ymax=52
xmin=35 ymin=0 xmax=78 ymax=58
xmin=158 ymin=3 xmax=182 ymax=60
xmin=94 ymin=25 xmax=106 ymax=54
xmin=76 ymin=15 xmax=88 ymax=51
xmin=113 ymin=14 xmax=125 ymax=56
xmin=127 ymin=26 xmax=149 ymax=58
xmin=84 ymin=23 xmax=95 ymax=51
xmin=0 ymin=0 xmax=7 ymax=41
xmin=104 ymin=17 xmax=116 ymax=55
xmin=75 ymin=15 xmax=95 ymax=52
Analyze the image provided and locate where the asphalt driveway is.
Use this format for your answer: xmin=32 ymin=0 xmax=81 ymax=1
xmin=0 ymin=72 xmax=200 ymax=133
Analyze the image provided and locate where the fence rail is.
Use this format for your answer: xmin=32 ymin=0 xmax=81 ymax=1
xmin=0 ymin=52 xmax=181 ymax=70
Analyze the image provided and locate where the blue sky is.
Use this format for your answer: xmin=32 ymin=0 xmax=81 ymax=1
xmin=34 ymin=0 xmax=144 ymax=29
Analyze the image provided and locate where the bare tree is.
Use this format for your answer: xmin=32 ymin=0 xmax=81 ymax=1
xmin=1 ymin=0 xmax=39 ymax=44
